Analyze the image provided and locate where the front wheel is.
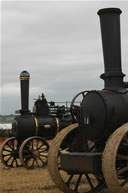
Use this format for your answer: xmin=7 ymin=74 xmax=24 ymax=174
xmin=19 ymin=136 xmax=49 ymax=169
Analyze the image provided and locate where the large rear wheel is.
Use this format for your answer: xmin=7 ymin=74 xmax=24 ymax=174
xmin=102 ymin=123 xmax=128 ymax=193
xmin=48 ymin=123 xmax=105 ymax=193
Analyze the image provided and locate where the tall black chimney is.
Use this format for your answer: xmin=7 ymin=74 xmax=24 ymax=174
xmin=20 ymin=70 xmax=30 ymax=114
xmin=98 ymin=8 xmax=125 ymax=92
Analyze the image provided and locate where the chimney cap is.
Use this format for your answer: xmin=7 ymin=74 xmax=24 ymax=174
xmin=20 ymin=70 xmax=30 ymax=80
xmin=97 ymin=8 xmax=122 ymax=15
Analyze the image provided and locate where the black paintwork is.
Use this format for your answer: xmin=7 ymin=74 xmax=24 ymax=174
xmin=60 ymin=8 xmax=128 ymax=174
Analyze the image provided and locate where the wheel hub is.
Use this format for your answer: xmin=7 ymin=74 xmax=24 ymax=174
xmin=11 ymin=150 xmax=19 ymax=159
xmin=32 ymin=150 xmax=40 ymax=158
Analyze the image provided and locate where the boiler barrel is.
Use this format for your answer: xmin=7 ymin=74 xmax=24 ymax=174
xmin=12 ymin=115 xmax=70 ymax=139
xmin=81 ymin=90 xmax=128 ymax=141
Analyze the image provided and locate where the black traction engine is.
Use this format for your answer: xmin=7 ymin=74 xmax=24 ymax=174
xmin=0 ymin=71 xmax=73 ymax=169
xmin=48 ymin=8 xmax=128 ymax=193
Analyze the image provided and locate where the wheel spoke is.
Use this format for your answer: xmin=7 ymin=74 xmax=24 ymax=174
xmin=37 ymin=143 xmax=45 ymax=150
xmin=117 ymin=154 xmax=128 ymax=161
xmin=3 ymin=153 xmax=11 ymax=157
xmin=26 ymin=142 xmax=31 ymax=150
xmin=85 ymin=174 xmax=94 ymax=189
xmin=5 ymin=155 xmax=12 ymax=163
xmin=74 ymin=174 xmax=82 ymax=191
xmin=6 ymin=144 xmax=13 ymax=150
xmin=15 ymin=158 xmax=18 ymax=167
xmin=36 ymin=139 xmax=40 ymax=150
xmin=35 ymin=158 xmax=40 ymax=167
xmin=31 ymin=140 xmax=34 ymax=150
xmin=39 ymin=149 xmax=47 ymax=153
xmin=66 ymin=174 xmax=74 ymax=187
xmin=31 ymin=158 xmax=35 ymax=167
xmin=3 ymin=148 xmax=12 ymax=152
xmin=118 ymin=166 xmax=128 ymax=175
xmin=39 ymin=154 xmax=47 ymax=158
xmin=10 ymin=158 xmax=15 ymax=167
xmin=11 ymin=142 xmax=15 ymax=150
xmin=38 ymin=157 xmax=45 ymax=165
xmin=89 ymin=145 xmax=95 ymax=152
xmin=121 ymin=178 xmax=128 ymax=186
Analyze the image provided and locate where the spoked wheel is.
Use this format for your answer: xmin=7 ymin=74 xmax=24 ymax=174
xmin=70 ymin=91 xmax=88 ymax=122
xmin=19 ymin=136 xmax=49 ymax=169
xmin=48 ymin=123 xmax=105 ymax=193
xmin=102 ymin=123 xmax=128 ymax=193
xmin=0 ymin=137 xmax=22 ymax=167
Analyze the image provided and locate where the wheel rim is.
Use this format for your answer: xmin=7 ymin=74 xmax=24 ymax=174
xmin=19 ymin=136 xmax=49 ymax=169
xmin=102 ymin=123 xmax=128 ymax=193
xmin=0 ymin=137 xmax=22 ymax=167
xmin=48 ymin=123 xmax=105 ymax=193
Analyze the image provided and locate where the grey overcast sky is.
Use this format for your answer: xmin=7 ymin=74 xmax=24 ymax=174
xmin=1 ymin=1 xmax=128 ymax=115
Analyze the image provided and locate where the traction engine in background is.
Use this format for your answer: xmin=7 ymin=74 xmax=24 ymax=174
xmin=0 ymin=71 xmax=73 ymax=169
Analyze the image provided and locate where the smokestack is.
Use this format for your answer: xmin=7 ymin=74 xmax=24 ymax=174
xmin=98 ymin=8 xmax=125 ymax=91
xmin=20 ymin=71 xmax=30 ymax=114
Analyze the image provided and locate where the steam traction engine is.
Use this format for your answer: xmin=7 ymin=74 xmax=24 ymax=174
xmin=0 ymin=71 xmax=73 ymax=169
xmin=48 ymin=8 xmax=128 ymax=193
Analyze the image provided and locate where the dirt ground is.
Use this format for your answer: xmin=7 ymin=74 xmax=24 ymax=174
xmin=0 ymin=159 xmax=111 ymax=193
xmin=0 ymin=159 xmax=62 ymax=193
xmin=0 ymin=138 xmax=110 ymax=193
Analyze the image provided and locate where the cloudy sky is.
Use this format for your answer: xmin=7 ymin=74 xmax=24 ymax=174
xmin=1 ymin=0 xmax=128 ymax=115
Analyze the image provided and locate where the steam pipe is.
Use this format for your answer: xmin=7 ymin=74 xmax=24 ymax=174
xmin=20 ymin=71 xmax=30 ymax=114
xmin=98 ymin=8 xmax=125 ymax=91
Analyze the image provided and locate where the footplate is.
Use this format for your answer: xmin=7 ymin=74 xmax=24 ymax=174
xmin=60 ymin=152 xmax=102 ymax=174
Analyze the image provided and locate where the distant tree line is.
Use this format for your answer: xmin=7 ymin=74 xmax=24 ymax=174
xmin=0 ymin=115 xmax=15 ymax=124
